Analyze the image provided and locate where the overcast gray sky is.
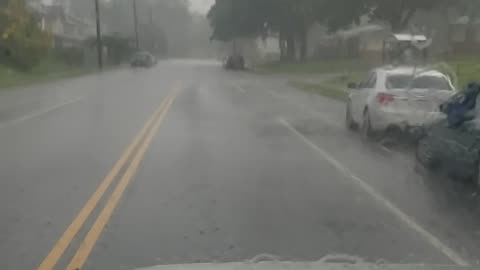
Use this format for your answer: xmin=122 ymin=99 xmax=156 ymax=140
xmin=189 ymin=0 xmax=214 ymax=14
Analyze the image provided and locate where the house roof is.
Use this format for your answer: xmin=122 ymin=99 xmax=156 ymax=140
xmin=452 ymin=16 xmax=480 ymax=25
xmin=338 ymin=24 xmax=385 ymax=38
xmin=391 ymin=34 xmax=427 ymax=42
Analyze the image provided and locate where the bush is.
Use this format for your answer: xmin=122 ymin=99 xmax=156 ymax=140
xmin=85 ymin=35 xmax=134 ymax=65
xmin=0 ymin=0 xmax=51 ymax=71
xmin=53 ymin=47 xmax=84 ymax=66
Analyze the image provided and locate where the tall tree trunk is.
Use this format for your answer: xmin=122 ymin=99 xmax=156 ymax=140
xmin=389 ymin=8 xmax=415 ymax=32
xmin=441 ymin=5 xmax=452 ymax=56
xmin=286 ymin=32 xmax=295 ymax=61
xmin=298 ymin=30 xmax=308 ymax=62
xmin=398 ymin=8 xmax=416 ymax=31
xmin=279 ymin=30 xmax=287 ymax=61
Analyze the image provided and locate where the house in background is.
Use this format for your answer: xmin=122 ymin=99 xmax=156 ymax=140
xmin=27 ymin=0 xmax=100 ymax=48
xmin=309 ymin=22 xmax=389 ymax=65
xmin=256 ymin=36 xmax=281 ymax=61
xmin=309 ymin=8 xmax=480 ymax=64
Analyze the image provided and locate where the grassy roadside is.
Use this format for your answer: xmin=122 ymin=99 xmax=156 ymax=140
xmin=255 ymin=60 xmax=366 ymax=102
xmin=257 ymin=60 xmax=369 ymax=74
xmin=259 ymin=56 xmax=480 ymax=101
xmin=290 ymin=80 xmax=348 ymax=102
xmin=258 ymin=56 xmax=480 ymax=90
xmin=448 ymin=57 xmax=480 ymax=89
xmin=0 ymin=59 xmax=98 ymax=89
xmin=289 ymin=70 xmax=365 ymax=102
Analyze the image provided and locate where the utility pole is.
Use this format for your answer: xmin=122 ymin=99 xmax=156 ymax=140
xmin=94 ymin=0 xmax=103 ymax=70
xmin=149 ymin=7 xmax=154 ymax=50
xmin=133 ymin=0 xmax=139 ymax=50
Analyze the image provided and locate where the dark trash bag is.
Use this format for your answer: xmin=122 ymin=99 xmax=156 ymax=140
xmin=440 ymin=82 xmax=480 ymax=128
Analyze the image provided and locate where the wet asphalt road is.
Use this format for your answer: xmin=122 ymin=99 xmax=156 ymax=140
xmin=1 ymin=60 xmax=480 ymax=270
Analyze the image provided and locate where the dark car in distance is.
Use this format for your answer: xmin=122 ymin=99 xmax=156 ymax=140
xmin=130 ymin=51 xmax=156 ymax=68
xmin=223 ymin=54 xmax=245 ymax=70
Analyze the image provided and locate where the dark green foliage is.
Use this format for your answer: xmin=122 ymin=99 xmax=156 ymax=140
xmin=53 ymin=47 xmax=84 ymax=66
xmin=86 ymin=35 xmax=135 ymax=65
xmin=0 ymin=0 xmax=51 ymax=70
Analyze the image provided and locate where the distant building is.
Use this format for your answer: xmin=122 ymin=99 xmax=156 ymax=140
xmin=28 ymin=0 xmax=101 ymax=48
xmin=256 ymin=36 xmax=281 ymax=61
xmin=309 ymin=10 xmax=480 ymax=63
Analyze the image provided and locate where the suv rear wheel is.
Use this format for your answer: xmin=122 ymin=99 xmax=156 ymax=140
xmin=361 ymin=110 xmax=373 ymax=139
xmin=345 ymin=102 xmax=356 ymax=130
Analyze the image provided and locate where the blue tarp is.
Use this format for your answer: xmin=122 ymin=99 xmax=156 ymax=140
xmin=441 ymin=82 xmax=480 ymax=128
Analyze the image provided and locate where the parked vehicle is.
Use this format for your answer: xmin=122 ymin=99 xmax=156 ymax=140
xmin=131 ymin=51 xmax=157 ymax=68
xmin=345 ymin=66 xmax=455 ymax=138
xmin=416 ymin=83 xmax=480 ymax=187
xmin=223 ymin=54 xmax=245 ymax=70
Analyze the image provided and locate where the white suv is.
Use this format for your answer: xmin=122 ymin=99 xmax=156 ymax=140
xmin=345 ymin=66 xmax=455 ymax=138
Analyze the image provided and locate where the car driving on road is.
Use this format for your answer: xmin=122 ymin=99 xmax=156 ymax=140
xmin=223 ymin=54 xmax=245 ymax=70
xmin=131 ymin=51 xmax=157 ymax=68
xmin=346 ymin=67 xmax=455 ymax=138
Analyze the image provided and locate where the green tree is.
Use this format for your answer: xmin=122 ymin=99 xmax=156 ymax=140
xmin=207 ymin=0 xmax=367 ymax=61
xmin=207 ymin=0 xmax=266 ymax=42
xmin=86 ymin=35 xmax=135 ymax=64
xmin=208 ymin=0 xmax=318 ymax=61
xmin=0 ymin=0 xmax=50 ymax=70
xmin=101 ymin=0 xmax=193 ymax=56
xmin=315 ymin=0 xmax=369 ymax=32
xmin=263 ymin=0 xmax=315 ymax=61
xmin=292 ymin=0 xmax=319 ymax=61
xmin=457 ymin=0 xmax=480 ymax=46
xmin=368 ymin=0 xmax=447 ymax=31
xmin=207 ymin=0 xmax=452 ymax=61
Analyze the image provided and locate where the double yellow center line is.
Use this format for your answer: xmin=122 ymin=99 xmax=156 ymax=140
xmin=38 ymin=83 xmax=181 ymax=270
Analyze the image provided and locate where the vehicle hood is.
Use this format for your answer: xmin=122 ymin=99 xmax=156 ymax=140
xmin=136 ymin=261 xmax=470 ymax=270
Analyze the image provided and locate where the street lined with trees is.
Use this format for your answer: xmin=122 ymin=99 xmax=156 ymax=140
xmin=0 ymin=0 xmax=214 ymax=87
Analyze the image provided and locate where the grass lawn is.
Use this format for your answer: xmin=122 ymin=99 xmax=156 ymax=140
xmin=290 ymin=80 xmax=349 ymax=102
xmin=447 ymin=56 xmax=480 ymax=89
xmin=258 ymin=59 xmax=370 ymax=74
xmin=260 ymin=55 xmax=480 ymax=101
xmin=258 ymin=55 xmax=480 ymax=90
xmin=0 ymin=59 xmax=95 ymax=89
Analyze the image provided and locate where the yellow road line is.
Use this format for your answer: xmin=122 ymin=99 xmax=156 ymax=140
xmin=37 ymin=88 xmax=176 ymax=270
xmin=66 ymin=85 xmax=180 ymax=270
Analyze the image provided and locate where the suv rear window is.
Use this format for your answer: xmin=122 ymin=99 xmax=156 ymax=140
xmin=411 ymin=76 xmax=452 ymax=91
xmin=386 ymin=74 xmax=412 ymax=89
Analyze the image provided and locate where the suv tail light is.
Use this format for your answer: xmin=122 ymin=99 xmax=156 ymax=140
xmin=376 ymin=93 xmax=395 ymax=105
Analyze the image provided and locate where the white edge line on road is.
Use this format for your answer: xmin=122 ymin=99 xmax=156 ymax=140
xmin=266 ymin=87 xmax=416 ymax=168
xmin=264 ymin=89 xmax=342 ymax=128
xmin=2 ymin=96 xmax=85 ymax=128
xmin=278 ymin=117 xmax=469 ymax=267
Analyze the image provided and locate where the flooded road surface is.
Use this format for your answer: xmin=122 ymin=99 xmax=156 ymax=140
xmin=0 ymin=60 xmax=479 ymax=270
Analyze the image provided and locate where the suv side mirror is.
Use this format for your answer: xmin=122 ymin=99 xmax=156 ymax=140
xmin=347 ymin=82 xmax=357 ymax=89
